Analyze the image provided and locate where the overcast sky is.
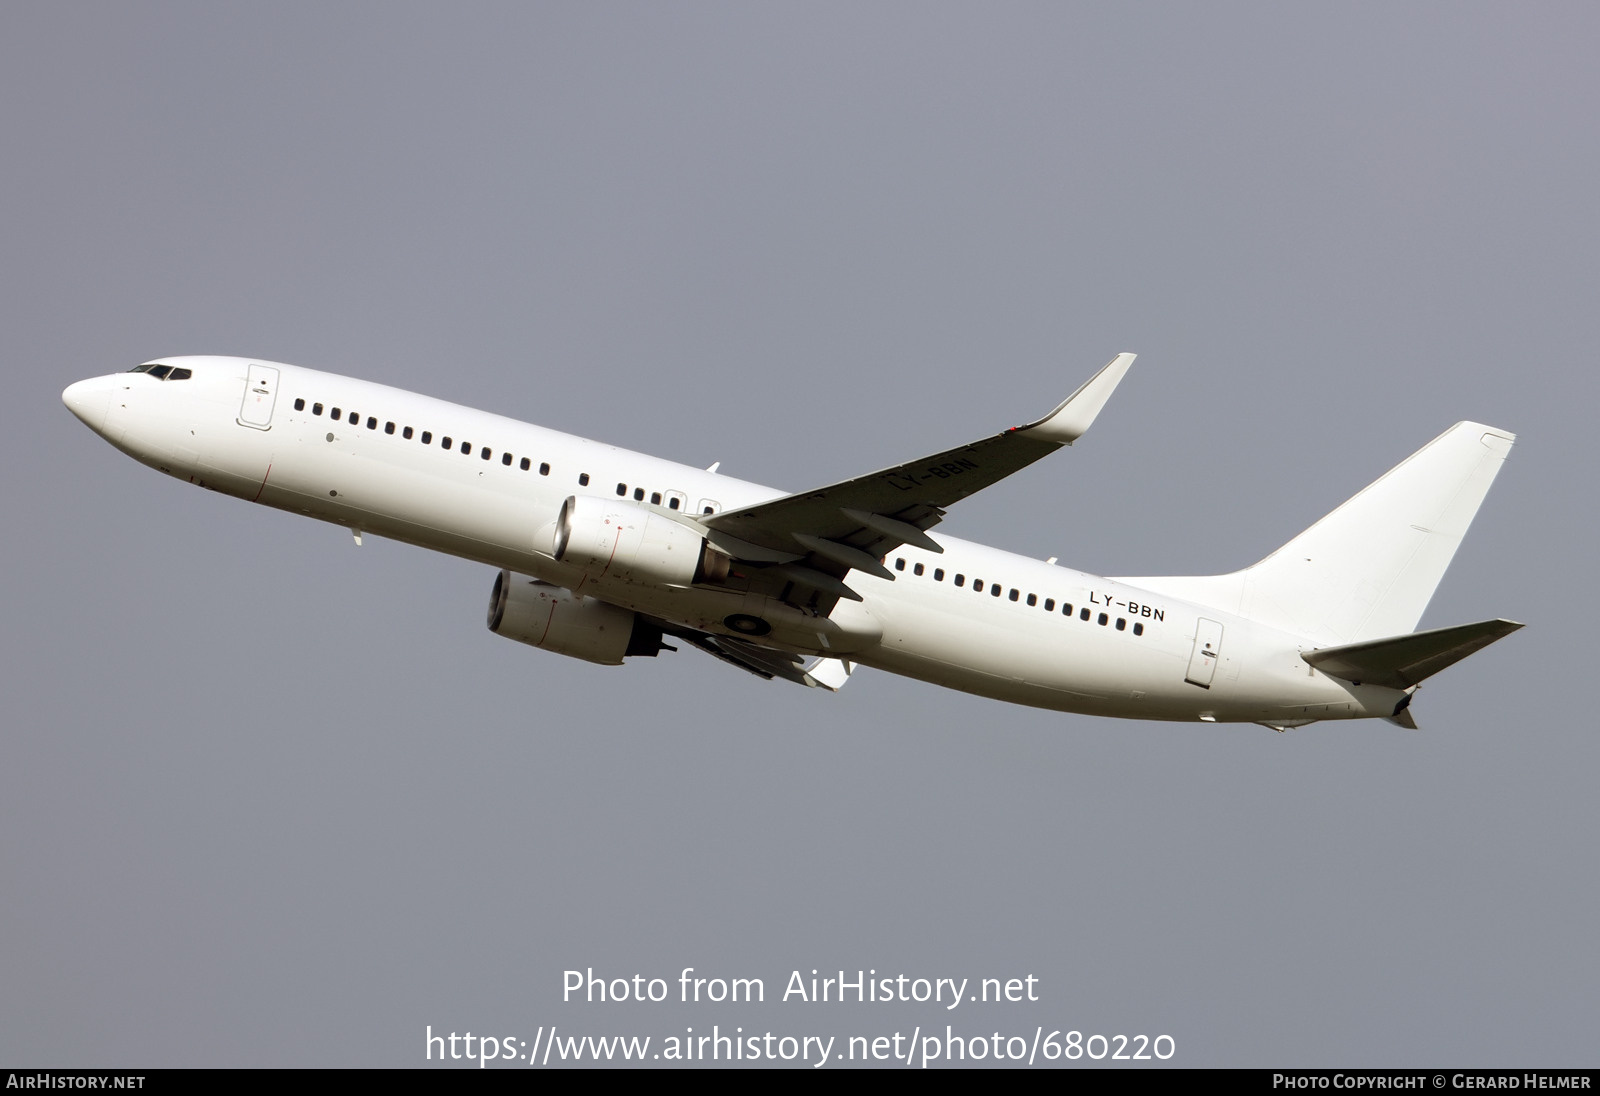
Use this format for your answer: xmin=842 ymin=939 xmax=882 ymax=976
xmin=3 ymin=1 xmax=1595 ymax=1068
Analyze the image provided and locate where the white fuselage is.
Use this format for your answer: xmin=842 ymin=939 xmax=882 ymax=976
xmin=63 ymin=356 xmax=1403 ymax=725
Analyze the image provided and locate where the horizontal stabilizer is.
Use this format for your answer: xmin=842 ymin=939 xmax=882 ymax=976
xmin=1303 ymin=618 xmax=1524 ymax=690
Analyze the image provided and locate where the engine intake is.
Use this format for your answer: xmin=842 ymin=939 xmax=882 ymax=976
xmin=553 ymin=495 xmax=730 ymax=586
xmin=487 ymin=570 xmax=666 ymax=665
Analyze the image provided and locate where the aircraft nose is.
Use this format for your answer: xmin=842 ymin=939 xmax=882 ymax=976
xmin=62 ymin=377 xmax=111 ymax=432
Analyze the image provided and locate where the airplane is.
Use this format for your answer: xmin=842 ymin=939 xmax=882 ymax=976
xmin=61 ymin=353 xmax=1521 ymax=731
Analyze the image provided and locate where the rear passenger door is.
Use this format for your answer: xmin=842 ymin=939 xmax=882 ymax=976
xmin=1184 ymin=618 xmax=1223 ymax=688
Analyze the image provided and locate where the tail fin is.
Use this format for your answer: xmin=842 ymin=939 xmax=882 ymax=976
xmin=1118 ymin=422 xmax=1515 ymax=644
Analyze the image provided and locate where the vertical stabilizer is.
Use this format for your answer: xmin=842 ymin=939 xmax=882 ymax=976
xmin=1118 ymin=423 xmax=1514 ymax=645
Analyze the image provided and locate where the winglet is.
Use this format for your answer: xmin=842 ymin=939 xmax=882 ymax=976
xmin=1015 ymin=352 xmax=1136 ymax=445
xmin=803 ymin=657 xmax=854 ymax=691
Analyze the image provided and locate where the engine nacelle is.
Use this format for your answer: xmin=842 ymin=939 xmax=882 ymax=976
xmin=487 ymin=570 xmax=666 ymax=665
xmin=553 ymin=495 xmax=730 ymax=587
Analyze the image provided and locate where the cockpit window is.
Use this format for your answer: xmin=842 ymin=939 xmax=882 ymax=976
xmin=127 ymin=363 xmax=191 ymax=380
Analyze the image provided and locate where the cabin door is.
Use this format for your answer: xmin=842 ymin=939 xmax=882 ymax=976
xmin=237 ymin=364 xmax=280 ymax=430
xmin=1185 ymin=618 xmax=1224 ymax=688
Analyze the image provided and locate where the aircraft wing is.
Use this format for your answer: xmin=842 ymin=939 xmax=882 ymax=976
xmin=702 ymin=353 xmax=1134 ymax=597
xmin=665 ymin=626 xmax=854 ymax=690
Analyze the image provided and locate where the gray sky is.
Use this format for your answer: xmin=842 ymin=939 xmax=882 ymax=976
xmin=3 ymin=1 xmax=1594 ymax=1068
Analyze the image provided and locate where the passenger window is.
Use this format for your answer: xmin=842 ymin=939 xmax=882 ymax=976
xmin=403 ymin=426 xmax=413 ymax=439
xmin=367 ymin=417 xmax=377 ymax=430
xmin=460 ymin=441 xmax=471 ymax=454
xmin=894 ymin=559 xmax=906 ymax=572
xmin=1080 ymin=608 xmax=1090 ymax=621
xmin=421 ymin=431 xmax=432 ymax=444
xmin=502 ymin=452 xmax=513 ymax=466
xmin=1098 ymin=613 xmax=1108 ymax=626
xmin=651 ymin=492 xmax=661 ymax=505
xmin=539 ymin=462 xmax=549 ymax=475
xmin=482 ymin=448 xmax=492 ymax=461
xmin=1009 ymin=589 xmax=1019 ymax=602
xmin=913 ymin=563 xmax=924 ymax=576
xmin=955 ymin=574 xmax=965 ymax=587
xmin=934 ymin=569 xmax=944 ymax=581
xmin=349 ymin=411 xmax=360 ymax=423
xmin=385 ymin=422 xmax=395 ymax=434
xmin=616 ymin=483 xmax=628 ymax=496
xmin=993 ymin=586 xmax=1003 ymax=598
xmin=1133 ymin=622 xmax=1144 ymax=636
xmin=313 ymin=403 xmax=323 ymax=416
xmin=633 ymin=488 xmax=644 ymax=501
xmin=1026 ymin=593 xmax=1036 ymax=606
xmin=668 ymin=497 xmax=679 ymax=509
xmin=332 ymin=407 xmax=341 ymax=419
xmin=974 ymin=580 xmax=983 ymax=593
xmin=579 ymin=473 xmax=590 ymax=486
xmin=1116 ymin=618 xmax=1126 ymax=631
xmin=294 ymin=398 xmax=306 ymax=411
xmin=699 ymin=499 xmax=719 ymax=514
xmin=1044 ymin=598 xmax=1054 ymax=611
xmin=442 ymin=436 xmax=452 ymax=448
xmin=520 ymin=458 xmax=531 ymax=471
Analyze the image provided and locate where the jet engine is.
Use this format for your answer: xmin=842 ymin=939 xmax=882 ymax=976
xmin=553 ymin=495 xmax=730 ymax=587
xmin=487 ymin=570 xmax=668 ymax=665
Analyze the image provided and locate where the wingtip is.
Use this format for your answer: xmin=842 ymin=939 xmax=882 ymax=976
xmin=1018 ymin=352 xmax=1136 ymax=445
xmin=803 ymin=657 xmax=855 ymax=691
